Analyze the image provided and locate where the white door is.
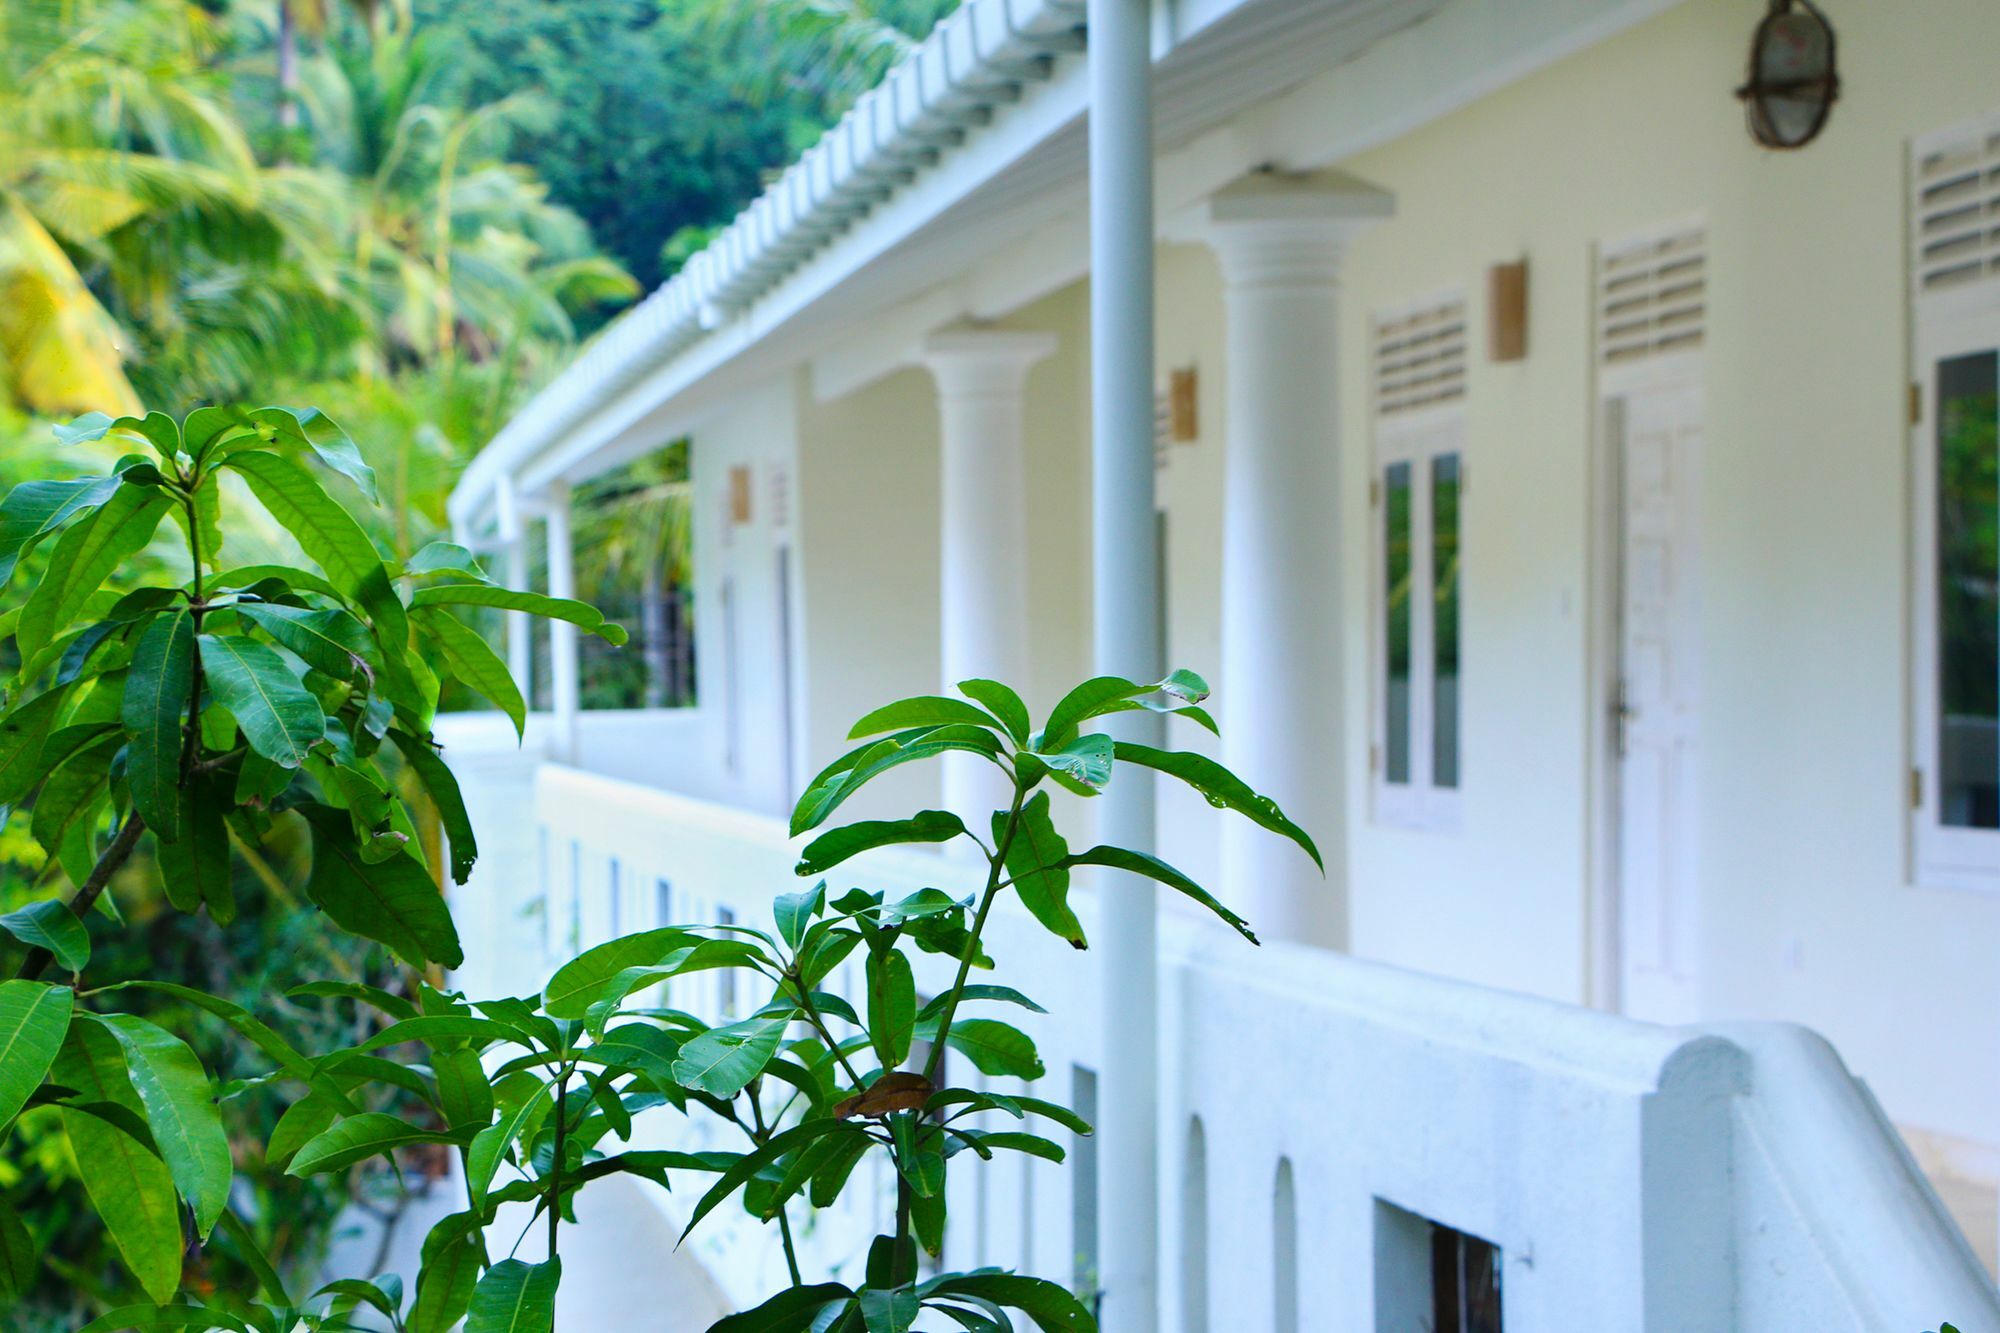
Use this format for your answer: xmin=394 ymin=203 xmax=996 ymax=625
xmin=1613 ymin=378 xmax=1704 ymax=1024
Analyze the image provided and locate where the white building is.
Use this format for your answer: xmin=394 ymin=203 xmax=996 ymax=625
xmin=440 ymin=0 xmax=2000 ymax=1327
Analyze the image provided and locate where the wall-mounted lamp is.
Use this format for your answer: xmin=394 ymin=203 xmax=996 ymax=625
xmin=1736 ymin=0 xmax=1840 ymax=150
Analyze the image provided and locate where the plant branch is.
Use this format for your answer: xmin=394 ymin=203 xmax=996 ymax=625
xmin=748 ymin=1087 xmax=804 ymax=1288
xmin=793 ymin=980 xmax=868 ymax=1091
xmin=923 ymin=780 xmax=1027 ymax=1086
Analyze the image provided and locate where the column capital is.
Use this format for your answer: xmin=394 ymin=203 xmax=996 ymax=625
xmin=918 ymin=327 xmax=1058 ymax=397
xmin=1200 ymin=169 xmax=1395 ymax=288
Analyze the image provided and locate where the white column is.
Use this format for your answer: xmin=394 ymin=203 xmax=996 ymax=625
xmin=1089 ymin=0 xmax=1160 ymax=1329
xmin=544 ymin=480 xmax=580 ymax=765
xmin=920 ymin=329 xmax=1056 ymax=827
xmin=1203 ymin=172 xmax=1391 ymax=951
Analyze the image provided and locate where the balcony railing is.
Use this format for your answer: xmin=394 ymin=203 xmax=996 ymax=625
xmin=435 ymin=715 xmax=2000 ymax=1331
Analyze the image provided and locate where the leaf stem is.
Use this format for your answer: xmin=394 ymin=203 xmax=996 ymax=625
xmin=748 ymin=1087 xmax=804 ymax=1288
xmin=922 ymin=780 xmax=1027 ymax=1087
xmin=16 ymin=814 xmax=146 ymax=980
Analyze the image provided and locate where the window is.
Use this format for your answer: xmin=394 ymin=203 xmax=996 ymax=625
xmin=571 ymin=440 xmax=696 ymax=710
xmin=1373 ymin=1201 xmax=1502 ymax=1333
xmin=1372 ymin=295 xmax=1467 ymax=829
xmin=1911 ymin=111 xmax=2000 ymax=888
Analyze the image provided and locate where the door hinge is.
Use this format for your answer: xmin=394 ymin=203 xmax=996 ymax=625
xmin=1910 ymin=382 xmax=1923 ymax=427
xmin=1910 ymin=766 xmax=1924 ymax=810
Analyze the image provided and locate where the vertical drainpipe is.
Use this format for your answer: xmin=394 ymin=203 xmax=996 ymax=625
xmin=1088 ymin=1 xmax=1161 ymax=1330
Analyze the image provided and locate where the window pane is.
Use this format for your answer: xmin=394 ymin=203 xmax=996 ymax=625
xmin=1432 ymin=453 xmax=1462 ymax=790
xmin=1937 ymin=351 xmax=1999 ymax=829
xmin=1384 ymin=462 xmax=1414 ymax=784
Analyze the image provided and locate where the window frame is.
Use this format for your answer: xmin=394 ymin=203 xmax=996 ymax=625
xmin=1371 ymin=403 xmax=1466 ymax=832
xmin=1910 ymin=288 xmax=2000 ymax=890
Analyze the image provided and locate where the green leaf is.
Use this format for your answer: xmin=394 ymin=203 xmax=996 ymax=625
xmin=465 ymin=1078 xmax=553 ymax=1205
xmin=122 ymin=609 xmax=195 ymax=836
xmin=848 ymin=694 xmax=1010 ymax=740
xmin=93 ymin=981 xmax=313 ymax=1080
xmin=77 ymin=1306 xmax=249 ymax=1332
xmin=155 ymin=771 xmax=233 ymax=920
xmin=53 ymin=412 xmax=115 ymax=446
xmin=247 ymin=406 xmax=378 ymax=503
xmin=342 ymin=1014 xmax=520 ymax=1055
xmin=866 ymin=948 xmax=915 ymax=1071
xmin=268 ymin=1089 xmax=341 ymax=1169
xmin=207 ymin=562 xmax=345 ymax=602
xmin=860 ymin=1288 xmax=919 ymax=1333
xmin=916 ymin=1274 xmax=1094 ymax=1332
xmin=541 ymin=928 xmax=697 ymax=1019
xmin=197 ymin=634 xmax=324 ymax=768
xmin=226 ymin=450 xmax=407 ymax=649
xmin=392 ymin=729 xmax=478 ymax=883
xmin=998 ymin=792 xmax=1084 ymax=948
xmin=300 ymin=805 xmax=464 ymax=969
xmin=1109 ymin=742 xmax=1322 ymax=870
xmin=219 ymin=1210 xmax=292 ymax=1306
xmin=0 ymin=900 xmax=89 ymax=973
xmin=0 ymin=686 xmax=73 ymax=804
xmin=680 ymin=1118 xmax=849 ymax=1242
xmin=288 ymin=1111 xmax=458 ymax=1175
xmin=915 ymin=985 xmax=1045 ymax=1023
xmin=17 ymin=484 xmax=172 ymax=663
xmin=1041 ymin=671 xmax=1210 ymax=750
xmin=924 ymin=1017 xmax=1043 ymax=1080
xmin=90 ymin=1012 xmax=231 ymax=1238
xmin=30 ymin=731 xmax=117 ymax=873
xmin=796 ymin=810 xmax=966 ymax=877
xmin=956 ymin=678 xmax=1030 ymax=744
xmin=51 ymin=1021 xmax=183 ymax=1302
xmin=710 ymin=1284 xmax=855 ymax=1333
xmin=791 ymin=726 xmax=1005 ymax=837
xmin=0 ymin=1201 xmax=33 ymax=1300
xmin=435 ymin=1048 xmax=497 ymax=1131
xmin=235 ymin=602 xmax=374 ymax=679
xmin=413 ymin=608 xmax=526 ymax=737
xmin=466 ymin=1258 xmax=560 ymax=1333
xmin=405 ymin=541 xmax=490 ymax=580
xmin=1029 ymin=733 xmax=1113 ymax=795
xmin=1065 ymin=845 xmax=1257 ymax=943
xmin=0 ymin=474 xmax=123 ymax=588
xmin=409 ymin=1226 xmax=484 ymax=1333
xmin=672 ymin=1015 xmax=790 ymax=1098
xmin=0 ymin=981 xmax=72 ymax=1127
xmin=286 ymin=980 xmax=418 ymax=1022
xmin=774 ymin=883 xmax=825 ymax=950
xmin=409 ymin=583 xmax=627 ymax=643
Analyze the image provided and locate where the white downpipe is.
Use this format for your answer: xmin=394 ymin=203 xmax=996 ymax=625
xmin=1088 ymin=1 xmax=1161 ymax=1330
xmin=545 ymin=480 xmax=580 ymax=764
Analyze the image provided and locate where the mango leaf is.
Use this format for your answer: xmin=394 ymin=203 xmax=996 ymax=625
xmin=408 ymin=1225 xmax=484 ymax=1333
xmin=94 ymin=980 xmax=314 ymax=1081
xmin=412 ymin=608 xmax=525 ymax=737
xmin=773 ymin=882 xmax=825 ymax=950
xmin=405 ymin=541 xmax=489 ymax=580
xmin=1027 ymin=733 xmax=1113 ymax=795
xmin=791 ymin=726 xmax=1005 ymax=837
xmin=919 ymin=1016 xmax=1043 ymax=1080
xmin=247 ymin=406 xmax=377 ymax=503
xmin=0 ymin=900 xmax=88 ymax=973
xmin=1040 ymin=671 xmax=1209 ymax=750
xmin=17 ymin=484 xmax=172 ymax=662
xmin=219 ymin=1210 xmax=292 ymax=1306
xmin=0 ymin=1202 xmax=33 ymax=1300
xmin=300 ymin=806 xmax=464 ymax=969
xmin=226 ymin=450 xmax=407 ymax=649
xmin=51 ymin=1021 xmax=183 ymax=1302
xmin=710 ymin=1284 xmax=856 ymax=1333
xmin=679 ymin=1118 xmax=850 ymax=1242
xmin=466 ymin=1258 xmax=560 ymax=1333
xmin=795 ymin=810 xmax=966 ymax=877
xmin=77 ymin=1306 xmax=250 ymax=1333
xmin=392 ymin=729 xmax=478 ymax=883
xmin=409 ymin=584 xmax=627 ymax=644
xmin=1064 ymin=845 xmax=1257 ymax=943
xmin=29 ymin=731 xmax=118 ymax=872
xmin=122 ymin=610 xmax=194 ymax=836
xmin=198 ymin=634 xmax=324 ymax=769
xmin=915 ymin=985 xmax=1045 ymax=1023
xmin=465 ymin=1078 xmax=553 ymax=1205
xmin=0 ymin=474 xmax=123 ymax=588
xmin=207 ymin=562 xmax=345 ymax=602
xmin=956 ymin=678 xmax=1031 ymax=744
xmin=90 ymin=1012 xmax=231 ymax=1238
xmin=848 ymin=694 xmax=1009 ymax=740
xmin=916 ymin=1274 xmax=1094 ymax=1332
xmin=235 ymin=602 xmax=374 ymax=679
xmin=288 ymin=1111 xmax=459 ymax=1175
xmin=435 ymin=1048 xmax=496 ymax=1131
xmin=541 ymin=928 xmax=696 ymax=1019
xmin=0 ymin=981 xmax=72 ymax=1127
xmin=286 ymin=980 xmax=418 ymax=1022
xmin=1108 ymin=742 xmax=1322 ymax=870
xmin=997 ymin=792 xmax=1084 ymax=948
xmin=860 ymin=1288 xmax=919 ymax=1333
xmin=155 ymin=771 xmax=233 ymax=921
xmin=671 ymin=1015 xmax=789 ymax=1098
xmin=0 ymin=686 xmax=72 ymax=803
xmin=866 ymin=948 xmax=915 ymax=1071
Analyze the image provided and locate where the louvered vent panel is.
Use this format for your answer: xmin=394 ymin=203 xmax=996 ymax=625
xmin=1912 ymin=116 xmax=2000 ymax=294
xmin=1597 ymin=226 xmax=1707 ymax=365
xmin=1374 ymin=297 xmax=1467 ymax=416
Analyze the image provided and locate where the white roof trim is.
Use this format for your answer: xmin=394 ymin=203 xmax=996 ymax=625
xmin=450 ymin=0 xmax=1088 ymax=532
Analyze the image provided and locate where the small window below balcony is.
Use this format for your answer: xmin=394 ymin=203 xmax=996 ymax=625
xmin=1374 ymin=1199 xmax=1502 ymax=1333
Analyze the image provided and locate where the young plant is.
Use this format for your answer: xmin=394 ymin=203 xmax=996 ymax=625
xmin=302 ymin=671 xmax=1316 ymax=1331
xmin=0 ymin=405 xmax=621 ymax=1326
